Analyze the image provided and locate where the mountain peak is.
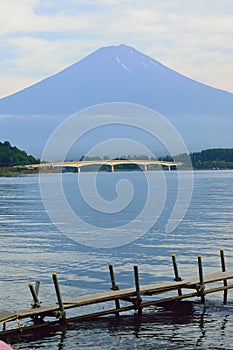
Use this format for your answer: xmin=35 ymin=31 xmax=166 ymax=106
xmin=79 ymin=43 xmax=171 ymax=77
xmin=0 ymin=44 xmax=231 ymax=117
xmin=0 ymin=44 xmax=232 ymax=154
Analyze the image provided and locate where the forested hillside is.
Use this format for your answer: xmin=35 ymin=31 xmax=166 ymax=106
xmin=0 ymin=141 xmax=39 ymax=167
xmin=190 ymin=149 xmax=233 ymax=169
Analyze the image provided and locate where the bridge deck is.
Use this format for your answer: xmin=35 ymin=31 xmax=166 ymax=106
xmin=21 ymin=159 xmax=183 ymax=170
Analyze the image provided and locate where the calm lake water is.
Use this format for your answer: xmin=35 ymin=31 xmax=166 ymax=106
xmin=0 ymin=170 xmax=233 ymax=349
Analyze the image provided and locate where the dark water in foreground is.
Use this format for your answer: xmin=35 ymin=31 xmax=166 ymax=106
xmin=0 ymin=170 xmax=233 ymax=349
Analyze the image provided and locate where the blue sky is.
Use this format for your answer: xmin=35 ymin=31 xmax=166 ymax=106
xmin=0 ymin=0 xmax=232 ymax=98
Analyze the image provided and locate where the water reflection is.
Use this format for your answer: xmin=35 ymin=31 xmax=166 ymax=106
xmin=5 ymin=301 xmax=233 ymax=349
xmin=1 ymin=172 xmax=233 ymax=349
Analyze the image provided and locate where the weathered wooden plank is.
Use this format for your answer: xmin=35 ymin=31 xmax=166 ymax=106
xmin=1 ymin=280 xmax=188 ymax=322
xmin=61 ymin=280 xmax=190 ymax=307
xmin=0 ymin=311 xmax=16 ymax=323
xmin=1 ymin=271 xmax=233 ymax=324
xmin=0 ymin=305 xmax=59 ymax=323
xmin=61 ymin=271 xmax=233 ymax=307
xmin=186 ymin=271 xmax=233 ymax=287
xmin=204 ymin=283 xmax=233 ymax=295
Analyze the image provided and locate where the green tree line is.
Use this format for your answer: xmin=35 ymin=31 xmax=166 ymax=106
xmin=81 ymin=149 xmax=233 ymax=170
xmin=0 ymin=141 xmax=39 ymax=167
xmin=158 ymin=149 xmax=233 ymax=169
xmin=190 ymin=149 xmax=233 ymax=169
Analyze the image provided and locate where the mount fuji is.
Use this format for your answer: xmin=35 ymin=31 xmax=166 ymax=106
xmin=0 ymin=44 xmax=232 ymax=156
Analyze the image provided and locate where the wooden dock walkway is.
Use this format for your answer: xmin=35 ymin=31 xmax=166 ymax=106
xmin=1 ymin=249 xmax=233 ymax=337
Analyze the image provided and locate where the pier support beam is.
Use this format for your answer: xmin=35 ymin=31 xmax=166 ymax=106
xmin=197 ymin=255 xmax=205 ymax=304
xmin=109 ymin=264 xmax=120 ymax=316
xmin=172 ymin=254 xmax=182 ymax=296
xmin=52 ymin=272 xmax=66 ymax=322
xmin=220 ymin=248 xmax=228 ymax=304
xmin=35 ymin=281 xmax=40 ymax=296
xmin=29 ymin=282 xmax=41 ymax=309
xmin=133 ymin=265 xmax=142 ymax=316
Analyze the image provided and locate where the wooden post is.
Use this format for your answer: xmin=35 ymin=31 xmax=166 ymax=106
xmin=35 ymin=281 xmax=40 ymax=296
xmin=52 ymin=272 xmax=66 ymax=321
xmin=29 ymin=283 xmax=41 ymax=308
xmin=198 ymin=255 xmax=205 ymax=303
xmin=133 ymin=265 xmax=142 ymax=316
xmin=109 ymin=264 xmax=120 ymax=316
xmin=220 ymin=248 xmax=228 ymax=304
xmin=172 ymin=254 xmax=182 ymax=296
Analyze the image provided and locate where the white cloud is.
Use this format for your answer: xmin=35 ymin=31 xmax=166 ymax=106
xmin=0 ymin=0 xmax=232 ymax=97
xmin=0 ymin=0 xmax=98 ymax=35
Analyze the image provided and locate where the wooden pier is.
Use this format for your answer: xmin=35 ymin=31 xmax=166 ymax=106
xmin=1 ymin=249 xmax=233 ymax=338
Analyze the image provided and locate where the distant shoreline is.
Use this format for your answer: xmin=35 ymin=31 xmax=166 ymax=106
xmin=0 ymin=167 xmax=39 ymax=176
xmin=1 ymin=167 xmax=233 ymax=176
xmin=0 ymin=168 xmax=59 ymax=176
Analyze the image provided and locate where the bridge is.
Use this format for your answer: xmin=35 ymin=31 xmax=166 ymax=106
xmin=23 ymin=159 xmax=183 ymax=172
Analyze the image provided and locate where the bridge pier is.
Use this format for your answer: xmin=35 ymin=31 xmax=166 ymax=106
xmin=77 ymin=167 xmax=80 ymax=173
xmin=144 ymin=165 xmax=148 ymax=172
xmin=111 ymin=165 xmax=114 ymax=172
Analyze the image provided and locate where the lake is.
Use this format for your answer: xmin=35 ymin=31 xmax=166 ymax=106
xmin=0 ymin=170 xmax=233 ymax=349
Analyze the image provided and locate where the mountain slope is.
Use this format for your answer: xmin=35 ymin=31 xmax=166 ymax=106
xmin=0 ymin=44 xmax=232 ymax=156
xmin=0 ymin=44 xmax=232 ymax=117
